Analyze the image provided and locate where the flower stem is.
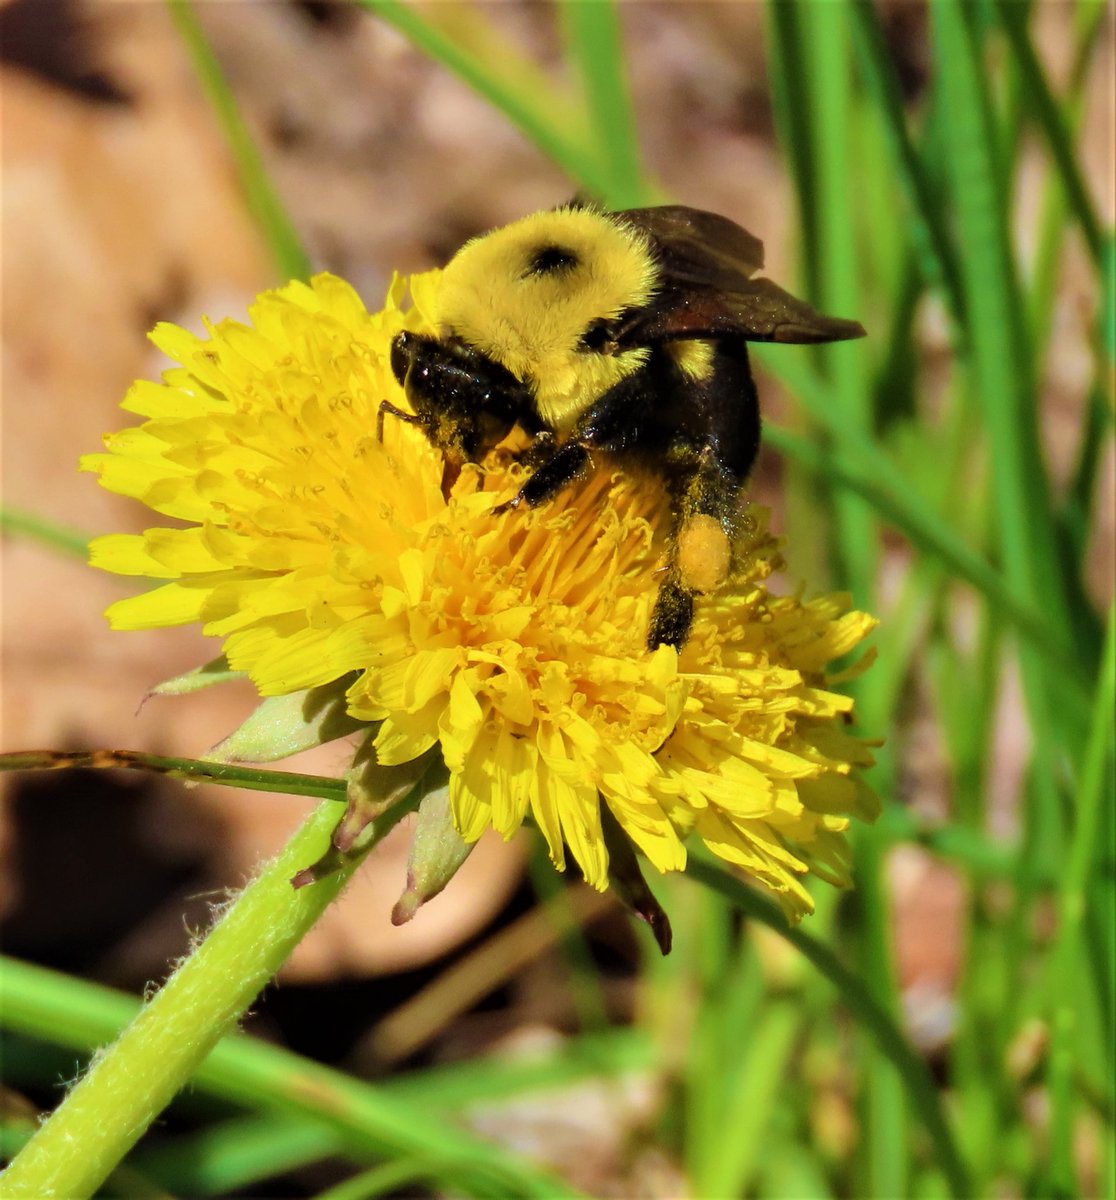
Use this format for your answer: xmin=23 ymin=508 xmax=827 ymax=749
xmin=0 ymin=798 xmax=409 ymax=1198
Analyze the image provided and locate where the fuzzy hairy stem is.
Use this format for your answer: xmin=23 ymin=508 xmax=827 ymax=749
xmin=0 ymin=798 xmax=407 ymax=1198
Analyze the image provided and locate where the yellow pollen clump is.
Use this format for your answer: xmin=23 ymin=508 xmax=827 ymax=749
xmin=676 ymin=513 xmax=732 ymax=594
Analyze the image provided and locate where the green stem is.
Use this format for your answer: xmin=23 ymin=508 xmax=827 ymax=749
xmin=0 ymin=799 xmax=408 ymax=1198
xmin=0 ymin=749 xmax=349 ymax=801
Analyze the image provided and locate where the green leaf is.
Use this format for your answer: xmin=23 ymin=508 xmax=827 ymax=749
xmin=204 ymin=677 xmax=364 ymax=764
xmin=151 ymin=656 xmax=244 ymax=697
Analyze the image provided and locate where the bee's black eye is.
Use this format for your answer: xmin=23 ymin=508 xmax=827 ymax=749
xmin=579 ymin=320 xmax=614 ymax=353
xmin=527 ymin=244 xmax=579 ymax=274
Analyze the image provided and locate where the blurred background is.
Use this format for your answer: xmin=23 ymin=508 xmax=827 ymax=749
xmin=2 ymin=2 xmax=1113 ymax=1196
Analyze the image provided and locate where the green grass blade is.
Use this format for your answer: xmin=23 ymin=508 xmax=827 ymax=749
xmin=131 ymin=1116 xmax=349 ymax=1195
xmin=930 ymin=19 xmax=1105 ymax=1089
xmin=698 ymin=1000 xmax=801 ymax=1196
xmin=1026 ymin=0 xmax=1107 ymax=344
xmin=165 ymin=0 xmax=310 ymax=281
xmin=788 ymin=14 xmax=901 ymax=1186
xmin=685 ymin=861 xmax=972 ymax=1200
xmin=848 ymin=0 xmax=966 ymax=324
xmin=683 ymin=895 xmax=753 ymax=1191
xmin=1103 ymin=231 xmax=1116 ymax=360
xmin=0 ymin=506 xmax=91 ymax=560
xmin=994 ymin=0 xmax=1104 ymax=264
xmin=930 ymin=0 xmax=1076 ymax=636
xmin=930 ymin=0 xmax=1090 ymax=790
xmin=765 ymin=1 xmax=820 ymax=296
xmin=0 ymin=957 xmax=581 ymax=1198
xmin=803 ymin=5 xmax=876 ymax=598
xmin=314 ymin=1161 xmax=435 ymax=1200
xmin=760 ymin=416 xmax=1089 ymax=717
xmin=1046 ymin=604 xmax=1116 ymax=1193
xmin=559 ymin=1 xmax=651 ymax=207
xmin=358 ymin=1 xmax=609 ymax=198
xmin=383 ymin=1029 xmax=651 ymax=1110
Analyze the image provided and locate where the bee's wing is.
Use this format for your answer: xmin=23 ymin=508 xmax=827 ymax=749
xmin=616 ymin=206 xmax=865 ymax=345
xmin=617 ymin=206 xmax=766 ymax=284
xmin=637 ymin=278 xmax=867 ymax=344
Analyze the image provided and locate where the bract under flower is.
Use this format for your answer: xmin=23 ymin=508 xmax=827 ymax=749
xmin=83 ymin=272 xmax=878 ymax=917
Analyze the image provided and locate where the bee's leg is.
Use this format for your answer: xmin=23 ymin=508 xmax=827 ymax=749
xmin=441 ymin=458 xmax=464 ymax=500
xmin=493 ymin=440 xmax=593 ymax=514
xmin=497 ymin=368 xmax=655 ymax=513
xmin=518 ymin=429 xmax=557 ymax=468
xmin=377 ymin=399 xmax=420 ymax=443
xmin=647 ymin=446 xmax=738 ymax=651
xmin=647 ymin=571 xmax=695 ymax=650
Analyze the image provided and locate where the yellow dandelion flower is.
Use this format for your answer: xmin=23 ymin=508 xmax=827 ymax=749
xmin=83 ymin=272 xmax=878 ymax=919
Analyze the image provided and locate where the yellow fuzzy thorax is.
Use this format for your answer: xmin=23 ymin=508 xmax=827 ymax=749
xmin=435 ymin=208 xmax=659 ymax=433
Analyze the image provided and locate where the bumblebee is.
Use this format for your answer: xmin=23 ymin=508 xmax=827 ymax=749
xmin=384 ymin=205 xmax=864 ymax=649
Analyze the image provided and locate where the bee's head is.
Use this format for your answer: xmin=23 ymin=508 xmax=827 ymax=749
xmin=433 ymin=208 xmax=657 ymax=431
xmin=390 ymin=330 xmax=529 ymax=462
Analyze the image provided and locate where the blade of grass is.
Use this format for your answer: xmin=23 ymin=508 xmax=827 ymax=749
xmin=558 ymin=1 xmax=651 ymax=207
xmin=929 ymin=9 xmax=1113 ymax=1096
xmin=0 ymin=506 xmax=91 ymax=559
xmin=1026 ymin=0 xmax=1108 ymax=342
xmin=849 ymin=0 xmax=966 ymax=325
xmin=3 ymin=972 xmax=648 ymax=1148
xmin=1103 ymin=231 xmax=1116 ymax=360
xmin=383 ymin=1028 xmax=652 ymax=1110
xmin=760 ymin=416 xmax=1090 ymax=720
xmin=314 ymin=1160 xmax=435 ymax=1200
xmin=357 ymin=1 xmax=610 ymax=198
xmin=930 ymin=610 xmax=1009 ymax=1187
xmin=684 ymin=891 xmax=750 ymax=1190
xmin=0 ymin=954 xmax=578 ymax=1199
xmin=930 ymin=0 xmax=1081 ymax=673
xmin=994 ymin=0 xmax=1104 ymax=265
xmin=1046 ymin=604 xmax=1116 ymax=1194
xmin=765 ymin=2 xmax=820 ymax=297
xmin=699 ymin=1000 xmax=801 ymax=1197
xmin=804 ymin=4 xmax=876 ymax=598
xmin=795 ymin=15 xmax=905 ymax=1192
xmin=685 ymin=859 xmax=972 ymax=1200
xmin=131 ymin=1115 xmax=350 ymax=1195
xmin=165 ymin=0 xmax=310 ymax=282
